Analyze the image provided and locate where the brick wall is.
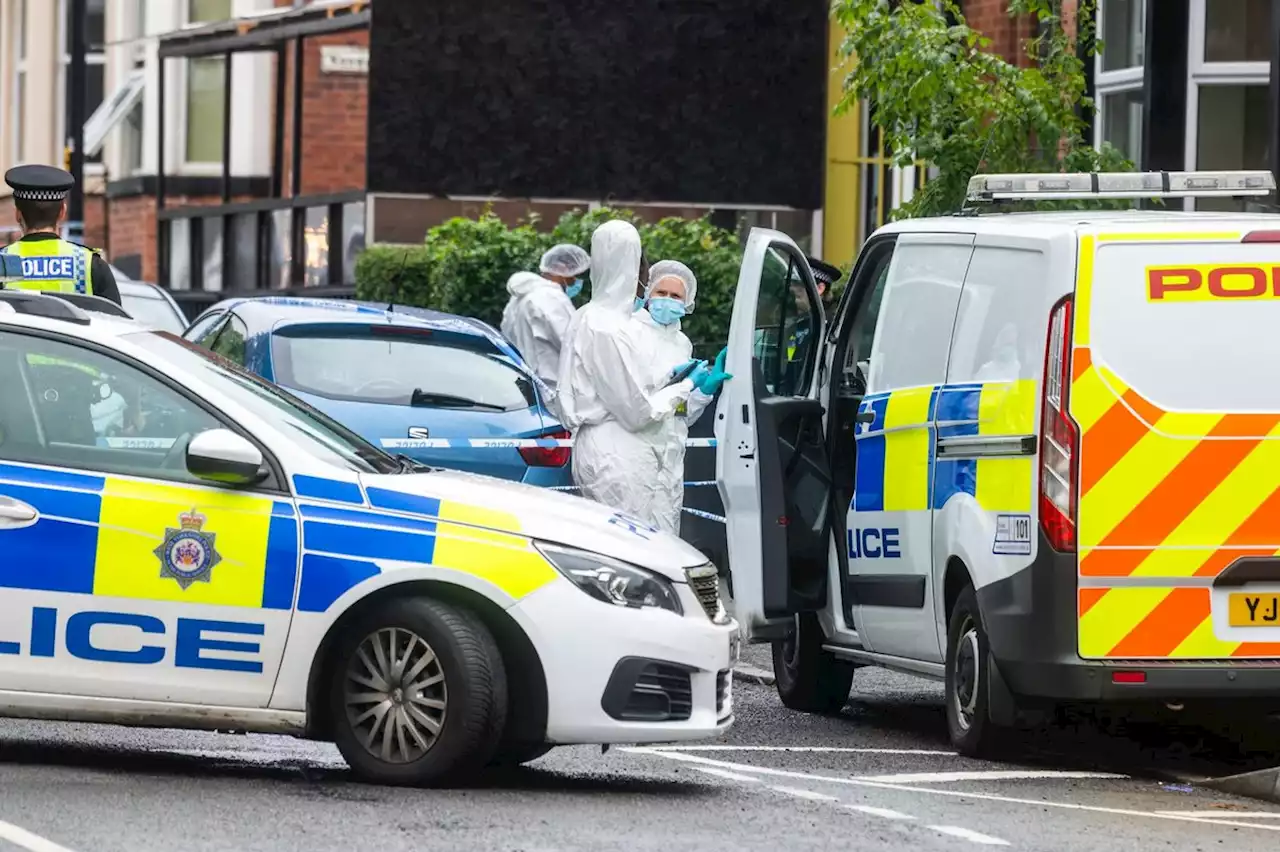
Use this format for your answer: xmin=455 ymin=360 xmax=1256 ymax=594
xmin=963 ymin=0 xmax=1083 ymax=62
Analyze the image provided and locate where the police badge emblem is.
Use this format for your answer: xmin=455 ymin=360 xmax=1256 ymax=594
xmin=154 ymin=508 xmax=222 ymax=589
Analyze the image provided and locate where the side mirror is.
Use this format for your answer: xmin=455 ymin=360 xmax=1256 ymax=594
xmin=186 ymin=429 xmax=267 ymax=486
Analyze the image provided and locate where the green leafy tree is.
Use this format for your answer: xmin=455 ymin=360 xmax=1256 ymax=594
xmin=831 ymin=0 xmax=1132 ymax=218
xmin=431 ymin=213 xmax=548 ymax=327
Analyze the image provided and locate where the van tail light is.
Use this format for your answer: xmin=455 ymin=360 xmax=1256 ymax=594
xmin=1242 ymin=231 xmax=1280 ymax=243
xmin=1039 ymin=296 xmax=1079 ymax=553
xmin=519 ymin=429 xmax=571 ymax=467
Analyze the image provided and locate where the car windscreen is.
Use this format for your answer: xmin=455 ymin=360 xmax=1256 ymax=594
xmin=270 ymin=326 xmax=538 ymax=411
xmin=120 ymin=290 xmax=185 ymax=334
xmin=124 ymin=330 xmax=401 ymax=474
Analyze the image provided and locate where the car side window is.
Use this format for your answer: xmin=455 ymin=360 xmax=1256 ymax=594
xmin=186 ymin=311 xmax=225 ymax=346
xmin=752 ymin=245 xmax=821 ymax=397
xmin=209 ymin=313 xmax=248 ymax=367
xmin=0 ymin=330 xmax=227 ymax=485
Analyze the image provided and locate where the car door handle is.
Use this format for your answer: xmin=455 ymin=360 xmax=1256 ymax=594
xmin=856 ymin=411 xmax=876 ymax=424
xmin=0 ymin=496 xmax=38 ymax=530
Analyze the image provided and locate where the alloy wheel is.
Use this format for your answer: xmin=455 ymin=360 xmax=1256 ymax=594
xmin=344 ymin=627 xmax=448 ymax=764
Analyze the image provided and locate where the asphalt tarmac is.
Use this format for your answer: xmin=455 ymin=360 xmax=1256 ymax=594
xmin=0 ymin=648 xmax=1277 ymax=851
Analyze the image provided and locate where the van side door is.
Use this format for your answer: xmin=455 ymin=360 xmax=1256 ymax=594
xmin=847 ymin=233 xmax=973 ymax=663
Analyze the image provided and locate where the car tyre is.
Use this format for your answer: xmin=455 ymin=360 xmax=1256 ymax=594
xmin=329 ymin=596 xmax=508 ymax=786
xmin=772 ymin=612 xmax=855 ymax=714
xmin=945 ymin=584 xmax=1009 ymax=757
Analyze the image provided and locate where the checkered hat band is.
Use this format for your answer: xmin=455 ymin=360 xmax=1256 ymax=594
xmin=13 ymin=190 xmax=68 ymax=201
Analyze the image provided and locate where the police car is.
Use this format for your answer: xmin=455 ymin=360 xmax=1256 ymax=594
xmin=717 ymin=170 xmax=1280 ymax=756
xmin=0 ymin=285 xmax=735 ymax=786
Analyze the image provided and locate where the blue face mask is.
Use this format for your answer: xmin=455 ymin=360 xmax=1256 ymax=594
xmin=565 ymin=279 xmax=584 ymax=300
xmin=634 ymin=297 xmax=645 ymax=311
xmin=648 ymin=296 xmax=687 ymax=326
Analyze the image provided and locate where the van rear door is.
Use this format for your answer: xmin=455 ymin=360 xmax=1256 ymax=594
xmin=1074 ymin=228 xmax=1280 ymax=660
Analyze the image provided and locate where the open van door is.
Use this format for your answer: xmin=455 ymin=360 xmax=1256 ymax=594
xmin=716 ymin=229 xmax=831 ymax=641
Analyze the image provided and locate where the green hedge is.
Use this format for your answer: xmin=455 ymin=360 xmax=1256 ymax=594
xmin=355 ymin=207 xmax=746 ymax=356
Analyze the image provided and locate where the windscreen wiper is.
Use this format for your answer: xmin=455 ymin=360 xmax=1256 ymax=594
xmin=395 ymin=453 xmax=436 ymax=473
xmin=409 ymin=389 xmax=506 ymax=411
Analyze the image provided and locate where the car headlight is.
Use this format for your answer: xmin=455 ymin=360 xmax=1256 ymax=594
xmin=535 ymin=542 xmax=683 ymax=614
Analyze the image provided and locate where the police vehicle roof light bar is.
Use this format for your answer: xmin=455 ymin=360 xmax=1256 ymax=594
xmin=966 ymin=170 xmax=1277 ymax=202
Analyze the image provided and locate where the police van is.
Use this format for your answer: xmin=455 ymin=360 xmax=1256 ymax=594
xmin=716 ymin=170 xmax=1280 ymax=755
xmin=0 ymin=284 xmax=736 ymax=786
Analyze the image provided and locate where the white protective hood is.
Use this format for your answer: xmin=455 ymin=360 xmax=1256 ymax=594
xmin=555 ymin=221 xmax=643 ymax=429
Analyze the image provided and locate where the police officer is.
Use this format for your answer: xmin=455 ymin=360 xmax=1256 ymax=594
xmin=1 ymin=164 xmax=120 ymax=304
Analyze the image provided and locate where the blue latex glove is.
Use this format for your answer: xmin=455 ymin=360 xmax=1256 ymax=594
xmin=670 ymin=358 xmax=701 ymax=380
xmin=689 ymin=361 xmax=712 ymax=387
xmin=695 ymin=349 xmax=733 ymax=395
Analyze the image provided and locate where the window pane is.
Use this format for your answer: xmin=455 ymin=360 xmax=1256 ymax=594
xmin=1196 ymin=85 xmax=1271 ymax=211
xmin=15 ymin=72 xmax=25 ymax=161
xmin=0 ymin=330 xmax=223 ymax=483
xmin=122 ymin=101 xmax=144 ymax=175
xmin=185 ymin=56 xmax=225 ymax=163
xmin=63 ymin=0 xmax=106 ymax=52
xmin=751 ymin=247 xmax=819 ymax=398
xmin=1205 ymin=0 xmax=1272 ymax=63
xmin=188 ymin=0 xmax=232 ymax=24
xmin=1102 ymin=0 xmax=1145 ymax=71
xmin=68 ymin=63 xmax=106 ymax=164
xmin=1102 ymin=89 xmax=1144 ymax=166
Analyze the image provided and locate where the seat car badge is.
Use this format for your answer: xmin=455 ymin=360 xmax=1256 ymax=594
xmin=408 ymin=427 xmax=430 ymax=439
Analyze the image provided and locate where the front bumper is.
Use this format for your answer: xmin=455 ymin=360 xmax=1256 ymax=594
xmin=510 ymin=579 xmax=736 ymax=743
xmin=978 ymin=529 xmax=1280 ymax=703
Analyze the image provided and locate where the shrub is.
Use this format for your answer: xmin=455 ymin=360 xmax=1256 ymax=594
xmin=357 ymin=207 xmax=747 ymax=356
xmin=353 ymin=244 xmax=438 ymax=307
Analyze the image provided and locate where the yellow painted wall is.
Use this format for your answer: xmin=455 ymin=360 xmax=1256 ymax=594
xmin=822 ymin=18 xmax=861 ymax=269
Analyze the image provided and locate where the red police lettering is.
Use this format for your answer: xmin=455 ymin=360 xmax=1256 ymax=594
xmin=1147 ymin=268 xmax=1201 ymax=300
xmin=1208 ymin=266 xmax=1267 ymax=298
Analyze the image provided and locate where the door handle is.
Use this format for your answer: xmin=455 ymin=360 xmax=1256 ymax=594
xmin=0 ymin=496 xmax=38 ymax=530
xmin=856 ymin=411 xmax=876 ymax=424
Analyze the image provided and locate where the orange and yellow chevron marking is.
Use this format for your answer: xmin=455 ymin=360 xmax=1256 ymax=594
xmin=1080 ymin=587 xmax=1280 ymax=659
xmin=1070 ymin=230 xmax=1280 ymax=659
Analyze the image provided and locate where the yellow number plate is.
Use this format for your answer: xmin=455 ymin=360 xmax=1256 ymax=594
xmin=1228 ymin=593 xmax=1280 ymax=627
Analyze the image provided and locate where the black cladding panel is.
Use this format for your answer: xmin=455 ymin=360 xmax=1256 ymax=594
xmin=367 ymin=0 xmax=829 ymax=209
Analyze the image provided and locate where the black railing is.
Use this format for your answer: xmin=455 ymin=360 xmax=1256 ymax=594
xmin=156 ymin=191 xmax=366 ymax=315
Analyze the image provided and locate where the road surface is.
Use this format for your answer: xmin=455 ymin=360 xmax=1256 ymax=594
xmin=0 ymin=648 xmax=1277 ymax=851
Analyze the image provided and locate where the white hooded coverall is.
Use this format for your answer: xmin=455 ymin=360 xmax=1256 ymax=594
xmin=616 ymin=263 xmax=713 ymax=534
xmin=558 ymin=221 xmax=694 ymax=529
xmin=500 ymin=271 xmax=577 ymax=390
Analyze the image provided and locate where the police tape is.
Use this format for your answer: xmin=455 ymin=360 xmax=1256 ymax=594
xmin=100 ymin=437 xmax=719 ymax=450
xmin=379 ymin=437 xmax=718 ymax=450
xmin=547 ymin=480 xmax=717 ymax=491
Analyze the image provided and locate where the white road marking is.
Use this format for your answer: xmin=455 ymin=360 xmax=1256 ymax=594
xmin=769 ymin=785 xmax=840 ymax=802
xmin=0 ymin=820 xmax=79 ymax=852
xmin=861 ymin=769 xmax=1127 ymax=784
xmin=648 ymin=745 xmax=957 ymax=755
xmin=928 ymin=825 xmax=1011 ymax=846
xmin=1156 ymin=811 xmax=1280 ymax=818
xmin=843 ymin=804 xmax=916 ymax=820
xmin=621 ymin=748 xmax=1280 ymax=833
xmin=693 ymin=767 xmax=762 ymax=783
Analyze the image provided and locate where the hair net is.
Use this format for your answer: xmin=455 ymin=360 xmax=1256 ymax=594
xmin=539 ymin=244 xmax=591 ymax=278
xmin=646 ymin=260 xmax=698 ymax=313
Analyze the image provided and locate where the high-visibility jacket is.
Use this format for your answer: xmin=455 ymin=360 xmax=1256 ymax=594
xmin=0 ymin=237 xmax=92 ymax=294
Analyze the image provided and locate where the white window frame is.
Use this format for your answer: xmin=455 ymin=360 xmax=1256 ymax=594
xmin=12 ymin=0 xmax=27 ymax=165
xmin=1093 ymin=0 xmax=1146 ymax=163
xmin=1183 ymin=0 xmax=1272 ymax=209
xmin=56 ymin=0 xmax=107 ymax=175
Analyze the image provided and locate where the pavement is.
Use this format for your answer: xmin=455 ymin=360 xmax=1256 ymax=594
xmin=0 ymin=645 xmax=1279 ymax=850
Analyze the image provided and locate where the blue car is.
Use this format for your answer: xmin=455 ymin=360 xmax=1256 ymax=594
xmin=182 ymin=296 xmax=573 ymax=487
